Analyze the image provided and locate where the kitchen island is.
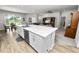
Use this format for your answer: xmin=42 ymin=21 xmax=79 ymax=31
xmin=16 ymin=25 xmax=57 ymax=53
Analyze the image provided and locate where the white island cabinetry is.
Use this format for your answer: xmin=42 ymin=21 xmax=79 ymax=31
xmin=29 ymin=32 xmax=43 ymax=52
xmin=16 ymin=25 xmax=25 ymax=39
xmin=24 ymin=25 xmax=57 ymax=53
xmin=29 ymin=31 xmax=55 ymax=52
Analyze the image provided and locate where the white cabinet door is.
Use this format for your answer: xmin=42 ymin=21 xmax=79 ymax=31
xmin=20 ymin=27 xmax=24 ymax=38
xmin=49 ymin=32 xmax=55 ymax=50
xmin=33 ymin=34 xmax=43 ymax=52
xmin=29 ymin=32 xmax=44 ymax=52
xmin=16 ymin=26 xmax=20 ymax=34
xmin=29 ymin=32 xmax=35 ymax=47
xmin=16 ymin=26 xmax=24 ymax=39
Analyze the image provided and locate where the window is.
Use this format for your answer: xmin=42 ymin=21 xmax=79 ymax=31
xmin=6 ymin=15 xmax=23 ymax=25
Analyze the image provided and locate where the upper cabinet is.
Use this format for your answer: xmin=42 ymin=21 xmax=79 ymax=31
xmin=42 ymin=17 xmax=55 ymax=27
xmin=39 ymin=12 xmax=61 ymax=28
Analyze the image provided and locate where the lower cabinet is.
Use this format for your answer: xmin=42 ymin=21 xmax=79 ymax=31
xmin=29 ymin=31 xmax=55 ymax=53
xmin=16 ymin=26 xmax=24 ymax=39
xmin=29 ymin=32 xmax=43 ymax=52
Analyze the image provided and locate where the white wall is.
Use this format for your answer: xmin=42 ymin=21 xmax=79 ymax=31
xmin=61 ymin=10 xmax=78 ymax=29
xmin=75 ymin=21 xmax=79 ymax=48
xmin=61 ymin=11 xmax=72 ymax=28
xmin=78 ymin=6 xmax=79 ymax=10
xmin=0 ymin=13 xmax=4 ymax=24
xmin=75 ymin=5 xmax=79 ymax=48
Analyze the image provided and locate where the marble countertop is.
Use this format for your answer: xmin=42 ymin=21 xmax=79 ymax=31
xmin=24 ymin=25 xmax=57 ymax=38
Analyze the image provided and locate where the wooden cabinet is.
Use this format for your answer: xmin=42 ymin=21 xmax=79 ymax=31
xmin=64 ymin=11 xmax=79 ymax=39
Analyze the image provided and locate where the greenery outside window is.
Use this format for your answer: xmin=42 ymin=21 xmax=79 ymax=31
xmin=6 ymin=16 xmax=23 ymax=26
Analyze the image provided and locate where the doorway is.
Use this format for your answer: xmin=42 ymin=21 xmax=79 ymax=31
xmin=60 ymin=16 xmax=66 ymax=29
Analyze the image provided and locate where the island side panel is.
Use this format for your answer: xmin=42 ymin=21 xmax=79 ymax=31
xmin=29 ymin=31 xmax=56 ymax=53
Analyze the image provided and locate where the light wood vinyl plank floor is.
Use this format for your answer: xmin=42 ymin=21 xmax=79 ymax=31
xmin=0 ymin=30 xmax=79 ymax=53
xmin=0 ymin=31 xmax=35 ymax=53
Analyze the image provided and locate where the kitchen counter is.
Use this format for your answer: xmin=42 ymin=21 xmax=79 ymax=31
xmin=24 ymin=25 xmax=57 ymax=38
xmin=16 ymin=25 xmax=58 ymax=52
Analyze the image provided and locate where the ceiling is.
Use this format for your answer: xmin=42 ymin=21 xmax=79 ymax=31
xmin=0 ymin=5 xmax=78 ymax=13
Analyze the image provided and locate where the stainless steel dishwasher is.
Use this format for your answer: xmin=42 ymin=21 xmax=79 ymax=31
xmin=24 ymin=29 xmax=29 ymax=44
